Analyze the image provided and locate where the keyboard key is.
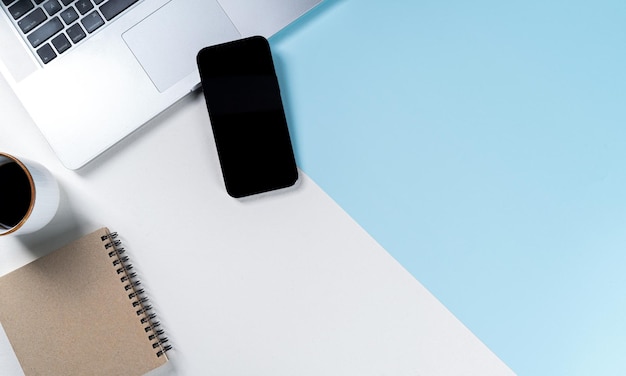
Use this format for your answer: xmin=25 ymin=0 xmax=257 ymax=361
xmin=36 ymin=43 xmax=56 ymax=64
xmin=42 ymin=0 xmax=61 ymax=15
xmin=60 ymin=6 xmax=78 ymax=24
xmin=51 ymin=33 xmax=70 ymax=53
xmin=66 ymin=22 xmax=85 ymax=43
xmin=2 ymin=0 xmax=16 ymax=6
xmin=8 ymin=0 xmax=34 ymax=20
xmin=59 ymin=0 xmax=72 ymax=4
xmin=81 ymin=10 xmax=103 ymax=33
xmin=99 ymin=0 xmax=137 ymax=21
xmin=74 ymin=0 xmax=92 ymax=15
xmin=34 ymin=0 xmax=45 ymax=4
xmin=93 ymin=0 xmax=103 ymax=4
xmin=17 ymin=7 xmax=46 ymax=34
xmin=27 ymin=16 xmax=62 ymax=48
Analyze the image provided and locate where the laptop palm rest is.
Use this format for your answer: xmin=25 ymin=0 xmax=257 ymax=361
xmin=122 ymin=0 xmax=241 ymax=93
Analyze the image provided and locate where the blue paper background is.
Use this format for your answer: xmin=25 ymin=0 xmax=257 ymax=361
xmin=271 ymin=1 xmax=626 ymax=374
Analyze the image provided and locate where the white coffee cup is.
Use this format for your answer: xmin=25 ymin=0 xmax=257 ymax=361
xmin=0 ymin=152 xmax=60 ymax=236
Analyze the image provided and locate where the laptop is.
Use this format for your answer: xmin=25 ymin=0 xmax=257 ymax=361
xmin=0 ymin=0 xmax=322 ymax=169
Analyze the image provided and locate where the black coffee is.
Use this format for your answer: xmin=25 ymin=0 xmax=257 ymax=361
xmin=0 ymin=161 xmax=32 ymax=229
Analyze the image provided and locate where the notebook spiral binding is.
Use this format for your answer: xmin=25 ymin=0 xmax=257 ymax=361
xmin=101 ymin=232 xmax=173 ymax=358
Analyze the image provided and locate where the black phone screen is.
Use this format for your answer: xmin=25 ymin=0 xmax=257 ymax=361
xmin=197 ymin=36 xmax=298 ymax=198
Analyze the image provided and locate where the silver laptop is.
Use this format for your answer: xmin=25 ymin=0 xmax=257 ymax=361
xmin=0 ymin=0 xmax=321 ymax=169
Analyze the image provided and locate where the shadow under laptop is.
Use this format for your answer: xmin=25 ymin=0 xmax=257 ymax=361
xmin=75 ymin=89 xmax=205 ymax=178
xmin=15 ymin=183 xmax=90 ymax=259
xmin=271 ymin=0 xmax=345 ymax=44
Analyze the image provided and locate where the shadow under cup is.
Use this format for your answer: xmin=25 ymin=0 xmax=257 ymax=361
xmin=0 ymin=153 xmax=59 ymax=236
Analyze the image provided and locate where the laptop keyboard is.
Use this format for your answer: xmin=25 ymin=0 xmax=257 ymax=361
xmin=1 ymin=0 xmax=140 ymax=65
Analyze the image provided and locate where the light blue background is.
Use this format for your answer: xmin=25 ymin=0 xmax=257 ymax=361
xmin=271 ymin=1 xmax=626 ymax=375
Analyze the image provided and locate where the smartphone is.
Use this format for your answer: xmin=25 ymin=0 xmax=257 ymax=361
xmin=196 ymin=36 xmax=298 ymax=198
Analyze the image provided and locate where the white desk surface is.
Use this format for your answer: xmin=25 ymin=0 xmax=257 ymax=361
xmin=0 ymin=30 xmax=511 ymax=376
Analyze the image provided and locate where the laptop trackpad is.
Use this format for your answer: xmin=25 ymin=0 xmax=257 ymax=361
xmin=123 ymin=0 xmax=241 ymax=92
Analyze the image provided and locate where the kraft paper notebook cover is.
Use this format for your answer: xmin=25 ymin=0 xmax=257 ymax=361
xmin=0 ymin=227 xmax=170 ymax=376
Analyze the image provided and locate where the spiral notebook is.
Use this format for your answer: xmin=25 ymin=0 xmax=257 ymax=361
xmin=0 ymin=228 xmax=171 ymax=376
